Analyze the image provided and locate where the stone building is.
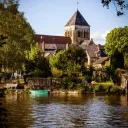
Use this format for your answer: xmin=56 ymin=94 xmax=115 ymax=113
xmin=64 ymin=10 xmax=90 ymax=44
xmin=35 ymin=34 xmax=71 ymax=57
xmin=35 ymin=9 xmax=107 ymax=65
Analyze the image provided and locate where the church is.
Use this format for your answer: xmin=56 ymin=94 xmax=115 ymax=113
xmin=35 ymin=10 xmax=108 ymax=67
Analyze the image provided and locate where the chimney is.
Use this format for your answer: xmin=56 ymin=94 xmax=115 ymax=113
xmin=41 ymin=36 xmax=45 ymax=52
xmin=98 ymin=44 xmax=100 ymax=51
xmin=42 ymin=41 xmax=45 ymax=52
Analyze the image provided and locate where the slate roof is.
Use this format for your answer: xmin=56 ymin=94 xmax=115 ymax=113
xmin=81 ymin=39 xmax=95 ymax=46
xmin=35 ymin=34 xmax=72 ymax=44
xmin=94 ymin=57 xmax=109 ymax=64
xmin=84 ymin=45 xmax=98 ymax=58
xmin=81 ymin=44 xmax=107 ymax=58
xmin=65 ymin=10 xmax=90 ymax=27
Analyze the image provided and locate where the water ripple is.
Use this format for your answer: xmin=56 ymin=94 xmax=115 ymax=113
xmin=4 ymin=94 xmax=128 ymax=128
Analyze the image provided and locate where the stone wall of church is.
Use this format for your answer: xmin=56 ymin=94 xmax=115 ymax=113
xmin=64 ymin=25 xmax=90 ymax=44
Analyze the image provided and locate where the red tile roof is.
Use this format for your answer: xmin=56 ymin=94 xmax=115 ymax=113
xmin=35 ymin=34 xmax=72 ymax=44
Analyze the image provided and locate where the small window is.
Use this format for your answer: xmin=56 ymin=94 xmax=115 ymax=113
xmin=65 ymin=31 xmax=67 ymax=36
xmin=67 ymin=31 xmax=70 ymax=36
xmin=84 ymin=31 xmax=86 ymax=38
xmin=70 ymin=31 xmax=72 ymax=36
xmin=78 ymin=30 xmax=80 ymax=37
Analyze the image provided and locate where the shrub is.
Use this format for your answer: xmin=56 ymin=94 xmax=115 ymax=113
xmin=29 ymin=69 xmax=44 ymax=77
xmin=61 ymin=77 xmax=83 ymax=90
xmin=84 ymin=85 xmax=93 ymax=92
xmin=85 ymin=75 xmax=92 ymax=83
xmin=94 ymin=85 xmax=106 ymax=92
xmin=109 ymin=85 xmax=124 ymax=94
xmin=51 ymin=68 xmax=63 ymax=78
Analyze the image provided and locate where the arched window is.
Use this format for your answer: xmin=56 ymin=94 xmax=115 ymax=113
xmin=65 ymin=31 xmax=67 ymax=36
xmin=67 ymin=31 xmax=70 ymax=36
xmin=78 ymin=30 xmax=80 ymax=37
xmin=86 ymin=32 xmax=88 ymax=39
xmin=81 ymin=31 xmax=83 ymax=37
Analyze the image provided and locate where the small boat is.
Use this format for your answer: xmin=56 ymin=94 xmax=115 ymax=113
xmin=29 ymin=90 xmax=49 ymax=96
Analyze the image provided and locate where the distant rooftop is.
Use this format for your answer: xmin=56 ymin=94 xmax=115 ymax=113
xmin=35 ymin=34 xmax=71 ymax=44
xmin=65 ymin=10 xmax=90 ymax=27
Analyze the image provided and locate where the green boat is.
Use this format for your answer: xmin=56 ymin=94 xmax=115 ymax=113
xmin=29 ymin=90 xmax=49 ymax=97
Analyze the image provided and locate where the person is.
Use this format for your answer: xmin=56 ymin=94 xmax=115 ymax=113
xmin=11 ymin=72 xmax=15 ymax=80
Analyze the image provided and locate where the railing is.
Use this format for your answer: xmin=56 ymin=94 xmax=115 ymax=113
xmin=28 ymin=78 xmax=62 ymax=90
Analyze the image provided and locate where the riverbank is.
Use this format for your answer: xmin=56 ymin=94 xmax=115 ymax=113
xmin=0 ymin=82 xmax=127 ymax=95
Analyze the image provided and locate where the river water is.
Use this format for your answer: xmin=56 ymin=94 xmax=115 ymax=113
xmin=3 ymin=93 xmax=128 ymax=128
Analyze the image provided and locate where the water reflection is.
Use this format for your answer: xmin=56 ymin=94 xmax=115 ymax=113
xmin=3 ymin=94 xmax=128 ymax=128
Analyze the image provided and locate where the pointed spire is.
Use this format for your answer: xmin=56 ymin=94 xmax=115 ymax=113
xmin=65 ymin=10 xmax=90 ymax=27
xmin=77 ymin=2 xmax=79 ymax=10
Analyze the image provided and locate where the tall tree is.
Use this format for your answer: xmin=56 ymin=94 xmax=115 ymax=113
xmin=49 ymin=46 xmax=86 ymax=73
xmin=105 ymin=26 xmax=128 ymax=83
xmin=0 ymin=0 xmax=35 ymax=71
xmin=105 ymin=26 xmax=128 ymax=58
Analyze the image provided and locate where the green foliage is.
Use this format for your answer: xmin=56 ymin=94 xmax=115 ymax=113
xmin=83 ymin=65 xmax=94 ymax=83
xmin=29 ymin=69 xmax=45 ymax=77
xmin=106 ymin=65 xmax=122 ymax=84
xmin=94 ymin=85 xmax=106 ymax=92
xmin=124 ymin=56 xmax=128 ymax=70
xmin=105 ymin=26 xmax=128 ymax=84
xmin=61 ymin=77 xmax=83 ymax=90
xmin=93 ymin=84 xmax=124 ymax=94
xmin=0 ymin=35 xmax=7 ymax=47
xmin=0 ymin=0 xmax=35 ymax=71
xmin=25 ymin=52 xmax=52 ymax=77
xmin=102 ymin=0 xmax=128 ymax=16
xmin=49 ymin=46 xmax=86 ymax=75
xmin=65 ymin=46 xmax=86 ymax=65
xmin=84 ymin=85 xmax=93 ymax=92
xmin=105 ymin=26 xmax=128 ymax=57
xmin=49 ymin=50 xmax=66 ymax=70
xmin=110 ymin=51 xmax=124 ymax=70
xmin=109 ymin=86 xmax=124 ymax=94
xmin=51 ymin=68 xmax=63 ymax=78
xmin=28 ymin=43 xmax=40 ymax=60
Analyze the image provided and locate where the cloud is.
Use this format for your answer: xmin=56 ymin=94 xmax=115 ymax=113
xmin=90 ymin=31 xmax=110 ymax=43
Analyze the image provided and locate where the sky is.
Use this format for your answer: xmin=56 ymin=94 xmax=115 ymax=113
xmin=19 ymin=0 xmax=128 ymax=44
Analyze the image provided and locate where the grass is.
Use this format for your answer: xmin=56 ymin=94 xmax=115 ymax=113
xmin=97 ymin=81 xmax=114 ymax=86
xmin=18 ymin=79 xmax=25 ymax=84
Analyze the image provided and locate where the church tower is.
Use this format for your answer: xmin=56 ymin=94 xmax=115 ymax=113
xmin=64 ymin=10 xmax=90 ymax=44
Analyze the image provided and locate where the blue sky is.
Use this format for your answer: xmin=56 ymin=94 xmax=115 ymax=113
xmin=19 ymin=0 xmax=128 ymax=44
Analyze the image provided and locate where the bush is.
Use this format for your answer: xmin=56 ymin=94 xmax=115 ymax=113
xmin=85 ymin=75 xmax=92 ymax=83
xmin=61 ymin=77 xmax=83 ymax=90
xmin=109 ymin=85 xmax=124 ymax=94
xmin=51 ymin=68 xmax=63 ymax=78
xmin=93 ymin=84 xmax=124 ymax=94
xmin=94 ymin=85 xmax=106 ymax=92
xmin=29 ymin=69 xmax=44 ymax=77
xmin=84 ymin=85 xmax=93 ymax=92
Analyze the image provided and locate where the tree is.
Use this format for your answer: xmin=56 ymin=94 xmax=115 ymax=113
xmin=49 ymin=50 xmax=66 ymax=71
xmin=49 ymin=46 xmax=86 ymax=76
xmin=105 ymin=26 xmax=128 ymax=64
xmin=0 ymin=0 xmax=35 ymax=71
xmin=26 ymin=52 xmax=52 ymax=77
xmin=105 ymin=26 xmax=128 ymax=83
xmin=101 ymin=0 xmax=128 ymax=16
